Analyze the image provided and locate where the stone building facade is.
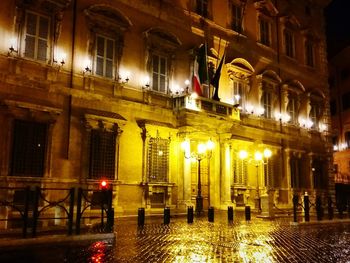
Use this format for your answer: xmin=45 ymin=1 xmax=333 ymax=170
xmin=0 ymin=0 xmax=332 ymax=221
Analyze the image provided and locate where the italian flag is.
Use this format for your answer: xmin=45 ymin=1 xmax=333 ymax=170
xmin=192 ymin=44 xmax=208 ymax=97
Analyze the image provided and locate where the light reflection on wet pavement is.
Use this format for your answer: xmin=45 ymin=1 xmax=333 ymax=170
xmin=1 ymin=212 xmax=350 ymax=262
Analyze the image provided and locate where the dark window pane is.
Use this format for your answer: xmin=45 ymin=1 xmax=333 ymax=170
xmin=330 ymin=100 xmax=337 ymax=115
xmin=342 ymin=92 xmax=350 ymax=110
xmin=105 ymin=60 xmax=113 ymax=78
xmin=38 ymin=16 xmax=49 ymax=39
xmin=25 ymin=36 xmax=35 ymax=58
xmin=26 ymin=13 xmax=37 ymax=36
xmin=37 ymin=39 xmax=47 ymax=61
xmin=106 ymin=39 xmax=114 ymax=59
xmin=97 ymin=37 xmax=105 ymax=57
xmin=96 ymin=57 xmax=104 ymax=76
xmin=152 ymin=73 xmax=159 ymax=91
xmin=11 ymin=120 xmax=47 ymax=177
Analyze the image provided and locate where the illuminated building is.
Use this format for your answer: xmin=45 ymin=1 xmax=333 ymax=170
xmin=0 ymin=0 xmax=332 ymax=222
xmin=329 ymin=46 xmax=350 ymax=207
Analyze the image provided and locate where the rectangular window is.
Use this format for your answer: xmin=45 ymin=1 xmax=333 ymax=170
xmin=345 ymin=131 xmax=350 ymax=147
xmin=152 ymin=54 xmax=167 ymax=93
xmin=309 ymin=104 xmax=319 ymax=129
xmin=287 ymin=96 xmax=297 ymax=124
xmin=259 ymin=19 xmax=270 ymax=46
xmin=262 ymin=91 xmax=272 ymax=119
xmin=231 ymin=4 xmax=242 ymax=33
xmin=284 ymin=30 xmax=295 ymax=58
xmin=232 ymin=81 xmax=243 ymax=105
xmin=148 ymin=138 xmax=169 ymax=182
xmin=24 ymin=11 xmax=50 ymax=62
xmin=290 ymin=157 xmax=302 ymax=188
xmin=196 ymin=0 xmax=208 ymax=17
xmin=95 ymin=35 xmax=114 ymax=78
xmin=313 ymin=159 xmax=327 ymax=189
xmin=11 ymin=120 xmax=47 ymax=177
xmin=330 ymin=100 xmax=337 ymax=116
xmin=305 ymin=40 xmax=314 ymax=67
xmin=342 ymin=92 xmax=350 ymax=110
xmin=89 ymin=129 xmax=116 ymax=179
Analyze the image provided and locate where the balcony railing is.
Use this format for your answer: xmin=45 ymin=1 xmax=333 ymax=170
xmin=173 ymin=95 xmax=240 ymax=120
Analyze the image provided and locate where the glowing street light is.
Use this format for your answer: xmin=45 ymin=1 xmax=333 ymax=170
xmin=182 ymin=139 xmax=214 ymax=214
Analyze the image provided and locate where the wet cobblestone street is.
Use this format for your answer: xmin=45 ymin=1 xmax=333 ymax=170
xmin=1 ymin=212 xmax=350 ymax=262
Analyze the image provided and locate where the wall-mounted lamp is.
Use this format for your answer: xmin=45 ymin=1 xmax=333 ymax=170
xmin=118 ymin=75 xmax=129 ymax=84
xmin=83 ymin=59 xmax=92 ymax=75
xmin=8 ymin=45 xmax=18 ymax=56
xmin=142 ymin=76 xmax=150 ymax=89
xmin=53 ymin=48 xmax=66 ymax=68
xmin=118 ymin=70 xmax=130 ymax=84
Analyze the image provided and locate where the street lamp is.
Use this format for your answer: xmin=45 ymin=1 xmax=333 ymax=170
xmin=181 ymin=139 xmax=214 ymax=214
xmin=238 ymin=148 xmax=272 ymax=212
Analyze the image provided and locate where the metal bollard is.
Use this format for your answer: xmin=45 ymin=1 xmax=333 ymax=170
xmin=138 ymin=208 xmax=145 ymax=227
xmin=164 ymin=207 xmax=170 ymax=225
xmin=328 ymin=197 xmax=333 ymax=220
xmin=292 ymin=194 xmax=298 ymax=223
xmin=304 ymin=194 xmax=310 ymax=222
xmin=106 ymin=208 xmax=114 ymax=232
xmin=208 ymin=206 xmax=214 ymax=222
xmin=228 ymin=206 xmax=233 ymax=222
xmin=187 ymin=206 xmax=193 ymax=224
xmin=245 ymin=206 xmax=251 ymax=221
xmin=316 ymin=196 xmax=323 ymax=221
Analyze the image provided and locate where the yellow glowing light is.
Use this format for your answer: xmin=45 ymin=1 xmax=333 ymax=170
xmin=254 ymin=151 xmax=263 ymax=161
xmin=181 ymin=140 xmax=190 ymax=151
xmin=238 ymin=150 xmax=248 ymax=159
xmin=206 ymin=139 xmax=214 ymax=150
xmin=263 ymin=148 xmax=272 ymax=158
xmin=197 ymin=143 xmax=206 ymax=154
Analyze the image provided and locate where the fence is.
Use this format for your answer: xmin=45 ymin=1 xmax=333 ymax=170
xmin=0 ymin=186 xmax=114 ymax=238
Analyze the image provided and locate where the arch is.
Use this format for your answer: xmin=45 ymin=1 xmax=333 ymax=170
xmin=86 ymin=4 xmax=133 ymax=30
xmin=230 ymin=58 xmax=254 ymax=73
xmin=285 ymin=80 xmax=305 ymax=92
xmin=308 ymin=88 xmax=325 ymax=99
xmin=260 ymin=69 xmax=282 ymax=83
xmin=144 ymin=27 xmax=182 ymax=47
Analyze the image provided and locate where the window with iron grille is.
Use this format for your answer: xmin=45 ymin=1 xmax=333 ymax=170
xmin=24 ymin=11 xmax=50 ymax=62
xmin=231 ymin=4 xmax=242 ymax=33
xmin=196 ymin=0 xmax=208 ymax=18
xmin=11 ymin=120 xmax=47 ymax=177
xmin=284 ymin=29 xmax=295 ymax=58
xmin=147 ymin=138 xmax=169 ymax=182
xmin=287 ymin=95 xmax=298 ymax=124
xmin=89 ymin=129 xmax=116 ymax=179
xmin=313 ymin=158 xmax=327 ymax=189
xmin=259 ymin=19 xmax=270 ymax=46
xmin=305 ymin=39 xmax=314 ymax=67
xmin=263 ymin=159 xmax=274 ymax=187
xmin=152 ymin=54 xmax=168 ymax=93
xmin=290 ymin=156 xmax=302 ymax=188
xmin=233 ymin=157 xmax=247 ymax=185
xmin=95 ymin=35 xmax=115 ymax=78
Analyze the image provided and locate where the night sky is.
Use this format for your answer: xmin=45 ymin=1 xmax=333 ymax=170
xmin=325 ymin=0 xmax=350 ymax=58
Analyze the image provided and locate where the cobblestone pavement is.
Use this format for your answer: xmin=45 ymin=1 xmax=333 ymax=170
xmin=1 ymin=212 xmax=350 ymax=263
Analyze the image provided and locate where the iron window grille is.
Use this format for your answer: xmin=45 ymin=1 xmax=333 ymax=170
xmin=147 ymin=137 xmax=169 ymax=183
xmin=233 ymin=157 xmax=247 ymax=185
xmin=89 ymin=129 xmax=116 ymax=180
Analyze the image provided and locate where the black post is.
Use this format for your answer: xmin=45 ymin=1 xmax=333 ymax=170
xmin=101 ymin=189 xmax=106 ymax=230
xmin=304 ymin=194 xmax=310 ymax=222
xmin=22 ymin=186 xmax=30 ymax=238
xmin=316 ymin=196 xmax=323 ymax=221
xmin=245 ymin=206 xmax=251 ymax=221
xmin=196 ymin=159 xmax=203 ymax=215
xmin=328 ymin=197 xmax=333 ymax=220
xmin=138 ymin=208 xmax=145 ymax=227
xmin=292 ymin=194 xmax=298 ymax=223
xmin=75 ymin=188 xmax=82 ymax=235
xmin=208 ymin=206 xmax=214 ymax=222
xmin=164 ymin=207 xmax=170 ymax=224
xmin=106 ymin=208 xmax=114 ymax=233
xmin=228 ymin=206 xmax=233 ymax=222
xmin=68 ymin=188 xmax=75 ymax=235
xmin=187 ymin=206 xmax=193 ymax=223
xmin=32 ymin=186 xmax=40 ymax=237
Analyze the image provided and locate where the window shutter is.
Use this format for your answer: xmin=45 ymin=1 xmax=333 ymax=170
xmin=37 ymin=16 xmax=49 ymax=61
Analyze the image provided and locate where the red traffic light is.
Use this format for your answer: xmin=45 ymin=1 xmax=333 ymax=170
xmin=100 ymin=180 xmax=108 ymax=189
